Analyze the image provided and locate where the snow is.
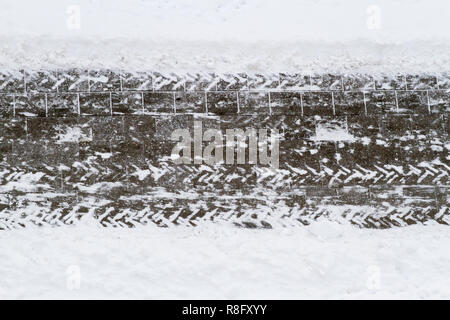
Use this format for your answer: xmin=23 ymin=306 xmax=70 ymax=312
xmin=2 ymin=0 xmax=449 ymax=42
xmin=0 ymin=0 xmax=449 ymax=300
xmin=1 ymin=221 xmax=450 ymax=299
xmin=0 ymin=0 xmax=449 ymax=73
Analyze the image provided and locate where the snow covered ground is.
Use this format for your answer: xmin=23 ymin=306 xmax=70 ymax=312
xmin=2 ymin=220 xmax=450 ymax=299
xmin=0 ymin=0 xmax=449 ymax=300
xmin=0 ymin=0 xmax=449 ymax=73
xmin=2 ymin=0 xmax=449 ymax=42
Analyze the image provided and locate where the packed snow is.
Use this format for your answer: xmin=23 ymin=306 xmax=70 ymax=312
xmin=1 ymin=220 xmax=450 ymax=299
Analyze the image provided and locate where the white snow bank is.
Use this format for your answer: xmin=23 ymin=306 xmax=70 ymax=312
xmin=1 ymin=221 xmax=450 ymax=299
xmin=0 ymin=0 xmax=449 ymax=73
xmin=1 ymin=37 xmax=449 ymax=74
